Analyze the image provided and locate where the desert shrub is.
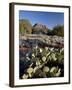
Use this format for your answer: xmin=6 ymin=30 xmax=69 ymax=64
xmin=19 ymin=19 xmax=32 ymax=34
xmin=52 ymin=25 xmax=64 ymax=37
xmin=47 ymin=25 xmax=64 ymax=37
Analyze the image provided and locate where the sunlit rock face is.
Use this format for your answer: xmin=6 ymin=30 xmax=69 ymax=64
xmin=32 ymin=23 xmax=48 ymax=34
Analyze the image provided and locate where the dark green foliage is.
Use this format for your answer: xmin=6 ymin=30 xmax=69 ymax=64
xmin=19 ymin=19 xmax=32 ymax=34
xmin=47 ymin=29 xmax=53 ymax=36
xmin=47 ymin=25 xmax=64 ymax=37
xmin=52 ymin=25 xmax=64 ymax=37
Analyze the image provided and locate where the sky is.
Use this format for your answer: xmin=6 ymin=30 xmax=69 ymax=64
xmin=19 ymin=10 xmax=64 ymax=29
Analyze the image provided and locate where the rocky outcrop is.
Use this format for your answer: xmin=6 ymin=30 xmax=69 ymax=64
xmin=19 ymin=34 xmax=64 ymax=49
xmin=32 ymin=23 xmax=48 ymax=34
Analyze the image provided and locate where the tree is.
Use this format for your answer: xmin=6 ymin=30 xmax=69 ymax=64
xmin=47 ymin=29 xmax=53 ymax=36
xmin=19 ymin=19 xmax=32 ymax=34
xmin=52 ymin=25 xmax=64 ymax=37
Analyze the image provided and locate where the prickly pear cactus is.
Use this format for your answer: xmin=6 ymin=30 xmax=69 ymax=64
xmin=20 ymin=45 xmax=64 ymax=79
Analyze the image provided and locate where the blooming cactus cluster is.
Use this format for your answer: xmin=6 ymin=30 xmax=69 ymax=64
xmin=20 ymin=45 xmax=64 ymax=79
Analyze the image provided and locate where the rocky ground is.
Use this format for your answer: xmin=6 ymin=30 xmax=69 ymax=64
xmin=19 ymin=34 xmax=64 ymax=79
xmin=19 ymin=34 xmax=64 ymax=48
